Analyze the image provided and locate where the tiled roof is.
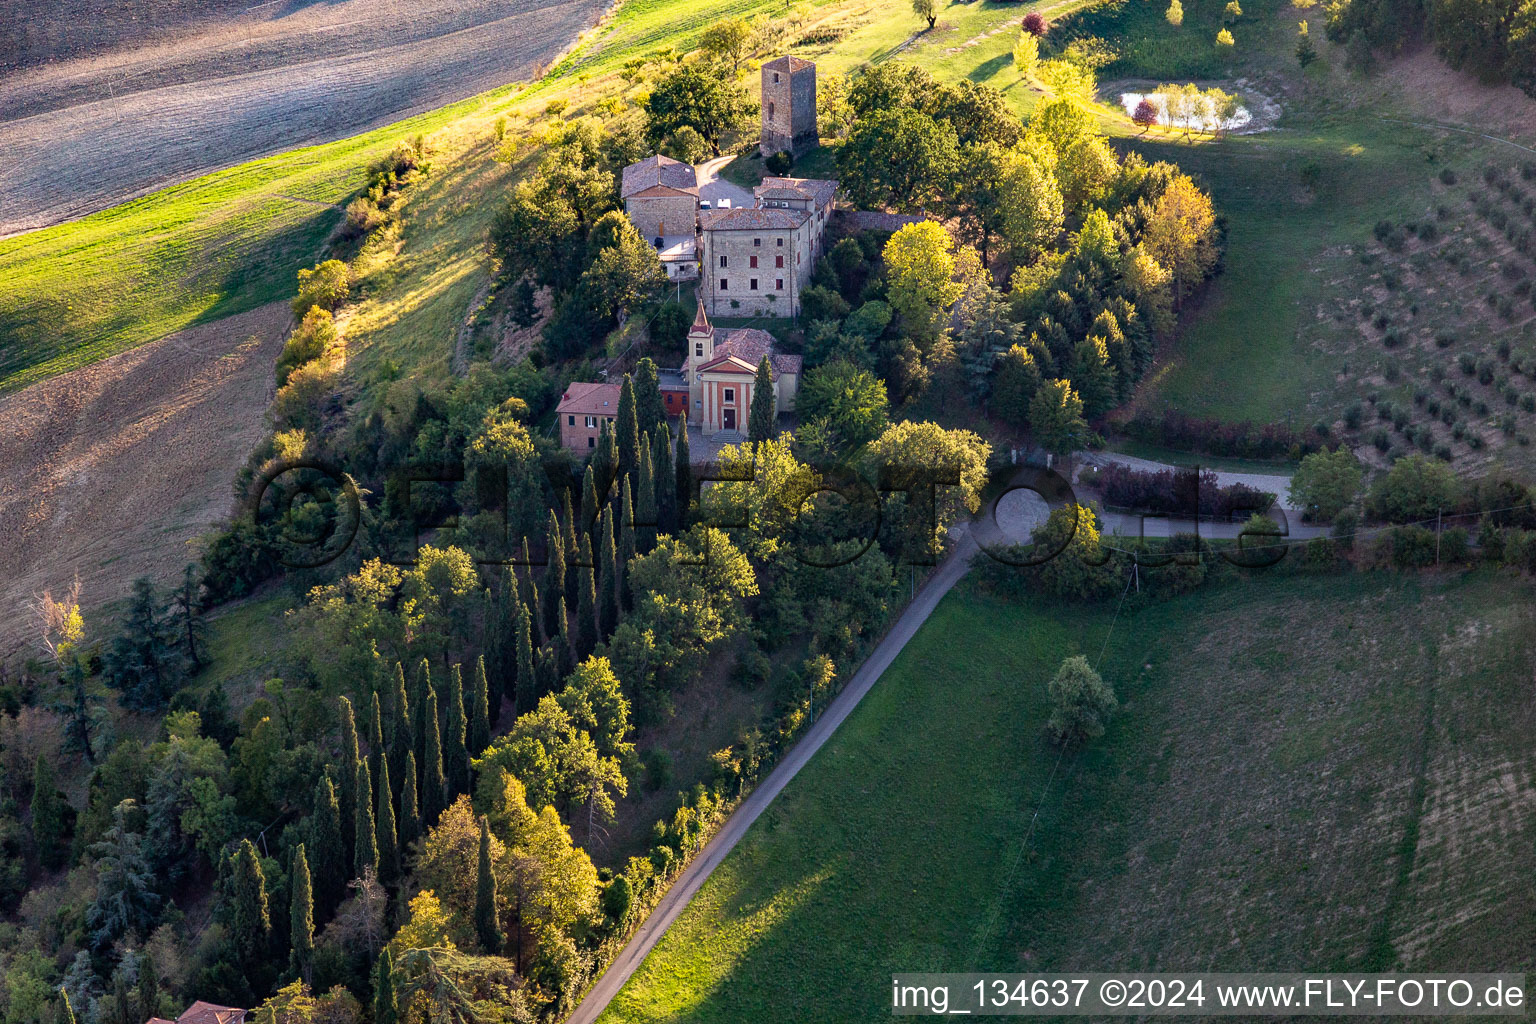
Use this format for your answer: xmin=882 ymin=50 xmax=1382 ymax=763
xmin=699 ymin=328 xmax=802 ymax=378
xmin=756 ymin=176 xmax=838 ymax=208
xmin=177 ymin=1003 xmax=246 ymax=1024
xmin=621 ymin=155 xmax=698 ymax=199
xmin=762 ymin=55 xmax=815 ymax=73
xmin=147 ymin=1018 xmax=176 ymax=1024
xmin=556 ymin=381 xmax=623 ymax=417
xmin=690 ymin=299 xmax=711 ymax=335
xmin=700 ymin=207 xmax=808 ymax=231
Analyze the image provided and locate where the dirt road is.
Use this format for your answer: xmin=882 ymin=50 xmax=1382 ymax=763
xmin=0 ymin=0 xmax=609 ymax=235
xmin=0 ymin=302 xmax=290 ymax=662
xmin=567 ymin=531 xmax=978 ymax=1024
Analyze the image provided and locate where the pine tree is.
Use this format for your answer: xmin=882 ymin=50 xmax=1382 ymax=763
xmin=368 ymin=692 xmax=387 ymax=801
xmin=470 ymin=656 xmax=491 ymax=758
xmin=309 ymin=777 xmax=345 ymax=918
xmin=676 ymin=410 xmax=693 ymax=525
xmin=618 ymin=373 xmax=640 ymax=480
xmin=170 ymin=563 xmax=207 ymax=673
xmin=31 ymin=754 xmax=67 ymax=869
xmin=653 ymin=421 xmax=677 ymax=534
xmin=398 ymin=750 xmax=422 ymax=854
xmin=636 ymin=441 xmax=657 ymax=554
xmin=598 ymin=507 xmax=619 ymax=636
xmin=289 ymin=843 xmax=314 ymax=982
xmin=104 ymin=577 xmax=176 ymax=711
xmin=353 ymin=759 xmax=378 ymax=880
xmin=444 ymin=664 xmax=471 ymax=798
xmin=619 ymin=478 xmax=637 ymax=610
xmin=542 ymin=510 xmax=566 ymax=639
xmin=61 ymin=657 xmax=97 ymax=764
xmin=749 ymin=356 xmax=776 ymax=443
xmin=635 ymin=356 xmax=665 ymax=435
xmin=229 ymin=838 xmax=271 ymax=967
xmin=337 ymin=696 xmax=360 ymax=866
xmin=515 ymin=598 xmax=536 ymax=713
xmin=421 ymin=689 xmax=447 ymax=827
xmin=576 ymin=537 xmax=597 ymax=659
xmin=374 ymin=947 xmax=400 ymax=1024
xmin=375 ymin=756 xmax=400 ymax=886
xmin=473 ymin=816 xmax=504 ymax=954
xmin=389 ymin=663 xmax=411 ymax=801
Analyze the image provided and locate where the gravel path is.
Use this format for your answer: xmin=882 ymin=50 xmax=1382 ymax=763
xmin=0 ymin=0 xmax=609 ymax=234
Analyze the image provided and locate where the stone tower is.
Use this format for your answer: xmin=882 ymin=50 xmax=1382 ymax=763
xmin=760 ymin=56 xmax=818 ymax=158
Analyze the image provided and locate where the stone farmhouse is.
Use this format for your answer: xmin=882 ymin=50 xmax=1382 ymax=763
xmin=556 ymin=377 xmax=689 ymax=451
xmin=147 ymin=1001 xmax=247 ymax=1024
xmin=686 ymin=301 xmax=800 ymax=440
xmin=620 ymin=154 xmax=700 ymax=282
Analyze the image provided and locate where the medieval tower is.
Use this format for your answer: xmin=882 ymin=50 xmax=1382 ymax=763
xmin=760 ymin=56 xmax=818 ymax=158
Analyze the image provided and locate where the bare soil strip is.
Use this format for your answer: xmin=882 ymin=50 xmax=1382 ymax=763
xmin=0 ymin=0 xmax=609 ymax=234
xmin=0 ymin=302 xmax=290 ymax=661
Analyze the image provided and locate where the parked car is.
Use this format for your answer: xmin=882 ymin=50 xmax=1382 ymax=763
xmin=699 ymin=200 xmax=712 ymax=210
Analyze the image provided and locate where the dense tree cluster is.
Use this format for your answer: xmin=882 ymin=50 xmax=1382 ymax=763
xmin=1325 ymin=0 xmax=1536 ymax=92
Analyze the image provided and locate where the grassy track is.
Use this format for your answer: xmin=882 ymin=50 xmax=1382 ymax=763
xmin=597 ymin=568 xmax=1536 ymax=1021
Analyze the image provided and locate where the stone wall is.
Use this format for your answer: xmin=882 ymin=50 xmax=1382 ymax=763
xmin=625 ymin=195 xmax=697 ymax=241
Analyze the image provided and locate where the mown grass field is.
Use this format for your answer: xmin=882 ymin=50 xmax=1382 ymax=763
xmin=597 ymin=568 xmax=1536 ymax=1021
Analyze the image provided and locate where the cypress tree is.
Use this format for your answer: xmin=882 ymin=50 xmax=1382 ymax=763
xmin=749 ymin=355 xmax=777 ymax=443
xmin=576 ymin=536 xmax=597 ymax=659
xmin=353 ymin=759 xmax=378 ymax=880
xmin=535 ymin=645 xmax=559 ymax=700
xmin=487 ymin=582 xmax=510 ymax=723
xmin=599 ymin=507 xmax=619 ymax=637
xmin=561 ymin=490 xmax=578 ymax=560
xmin=635 ymin=356 xmax=665 ymax=435
xmin=289 ymin=843 xmax=314 ymax=982
xmin=389 ymin=663 xmax=411 ymax=800
xmin=596 ymin=421 xmax=618 ymax=493
xmin=444 ymin=664 xmax=471 ymax=798
xmin=411 ymin=659 xmax=432 ymax=792
xmin=618 ymin=373 xmax=640 ymax=480
xmin=581 ymin=463 xmax=599 ymax=540
xmin=473 ymin=816 xmax=504 ymax=954
xmin=375 ymin=756 xmax=400 ymax=886
xmin=470 ymin=656 xmax=492 ymax=757
xmin=135 ymin=954 xmax=159 ymax=1023
xmin=653 ymin=420 xmax=677 ymax=535
xmin=337 ymin=697 xmax=359 ymax=864
xmin=229 ymin=839 xmax=271 ymax=967
xmin=31 ymin=755 xmax=66 ymax=870
xmin=636 ymin=440 xmax=657 ymax=554
xmin=553 ymin=600 xmax=574 ymax=681
xmin=542 ymin=510 xmax=565 ymax=640
xmin=421 ymin=689 xmax=447 ymax=827
xmin=676 ymin=409 xmax=693 ymax=524
xmin=398 ymin=750 xmax=422 ymax=854
xmin=515 ymin=598 xmax=536 ymax=713
xmin=619 ymin=478 xmax=637 ymax=610
xmin=368 ymin=692 xmax=387 ymax=802
xmin=374 ymin=947 xmax=399 ymax=1024
xmin=309 ymin=777 xmax=345 ymax=919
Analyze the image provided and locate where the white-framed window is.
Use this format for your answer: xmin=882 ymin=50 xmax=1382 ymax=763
xmin=719 ymin=255 xmax=728 ymax=268
xmin=695 ymin=343 xmax=704 ymax=357
xmin=776 ymin=237 xmax=784 ymax=246
xmin=724 ymin=388 xmax=735 ymax=402
xmin=754 ymin=237 xmax=761 ymax=247
xmin=584 ymin=416 xmax=597 ymax=428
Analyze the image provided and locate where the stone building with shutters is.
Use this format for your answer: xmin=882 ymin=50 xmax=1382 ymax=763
xmin=698 ymin=176 xmax=836 ymax=318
